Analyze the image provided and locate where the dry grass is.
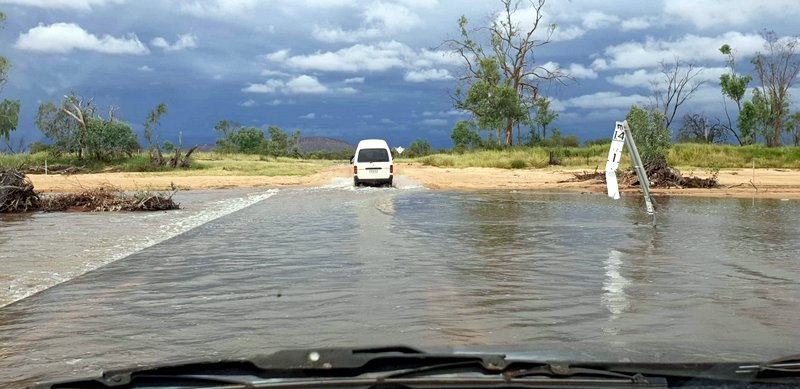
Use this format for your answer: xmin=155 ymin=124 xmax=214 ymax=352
xmin=406 ymin=144 xmax=800 ymax=170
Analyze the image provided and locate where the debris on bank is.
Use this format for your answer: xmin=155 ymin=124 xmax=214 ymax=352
xmin=564 ymin=163 xmax=719 ymax=189
xmin=570 ymin=168 xmax=605 ymax=182
xmin=1 ymin=168 xmax=179 ymax=213
xmin=0 ymin=168 xmax=40 ymax=213
xmin=624 ymin=160 xmax=719 ymax=189
xmin=40 ymin=188 xmax=179 ymax=212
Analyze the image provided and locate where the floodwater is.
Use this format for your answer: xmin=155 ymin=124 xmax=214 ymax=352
xmin=1 ymin=181 xmax=799 ymax=387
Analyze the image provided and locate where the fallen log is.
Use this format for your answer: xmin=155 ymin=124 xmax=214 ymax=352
xmin=21 ymin=165 xmax=89 ymax=175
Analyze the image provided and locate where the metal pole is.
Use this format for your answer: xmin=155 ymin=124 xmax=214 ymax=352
xmin=621 ymin=120 xmax=656 ymax=225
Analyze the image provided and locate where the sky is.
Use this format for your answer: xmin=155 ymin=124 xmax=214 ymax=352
xmin=1 ymin=0 xmax=799 ymax=149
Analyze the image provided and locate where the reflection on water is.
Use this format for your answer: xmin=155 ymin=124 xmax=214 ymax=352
xmin=0 ymin=189 xmax=799 ymax=387
xmin=602 ymin=249 xmax=630 ymax=318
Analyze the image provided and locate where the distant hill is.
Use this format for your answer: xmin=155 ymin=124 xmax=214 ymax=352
xmin=297 ymin=137 xmax=355 ymax=153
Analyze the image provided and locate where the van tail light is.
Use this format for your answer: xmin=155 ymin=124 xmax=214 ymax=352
xmin=390 ymin=165 xmax=394 ymax=174
xmin=354 ymin=166 xmax=358 ymax=174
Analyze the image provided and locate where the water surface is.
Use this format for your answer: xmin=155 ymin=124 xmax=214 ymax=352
xmin=1 ymin=187 xmax=798 ymax=387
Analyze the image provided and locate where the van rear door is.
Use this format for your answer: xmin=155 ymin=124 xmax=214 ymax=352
xmin=356 ymin=148 xmax=391 ymax=179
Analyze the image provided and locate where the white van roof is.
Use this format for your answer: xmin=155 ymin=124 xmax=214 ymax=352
xmin=356 ymin=139 xmax=390 ymax=149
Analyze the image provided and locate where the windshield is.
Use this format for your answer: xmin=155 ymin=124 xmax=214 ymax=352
xmin=2 ymin=1 xmax=800 ymax=388
xmin=357 ymin=148 xmax=390 ymax=163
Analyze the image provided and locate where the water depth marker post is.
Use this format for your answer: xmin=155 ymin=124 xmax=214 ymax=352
xmin=605 ymin=120 xmax=656 ymax=226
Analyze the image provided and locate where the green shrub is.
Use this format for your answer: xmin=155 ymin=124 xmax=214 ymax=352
xmin=510 ymin=159 xmax=526 ymax=169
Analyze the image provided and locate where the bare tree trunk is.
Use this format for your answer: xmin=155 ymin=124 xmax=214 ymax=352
xmin=504 ymin=118 xmax=513 ymax=146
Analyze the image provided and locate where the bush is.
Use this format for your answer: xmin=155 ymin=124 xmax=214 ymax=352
xmin=510 ymin=159 xmax=526 ymax=169
xmin=85 ymin=118 xmax=140 ymax=161
xmin=625 ymin=105 xmax=672 ymax=167
xmin=407 ymin=139 xmax=432 ymax=157
xmin=451 ymin=120 xmax=482 ymax=149
xmin=28 ymin=141 xmax=51 ymax=154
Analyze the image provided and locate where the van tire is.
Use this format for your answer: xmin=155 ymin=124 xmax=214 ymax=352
xmin=387 ymin=177 xmax=393 ymax=187
xmin=354 ymin=177 xmax=360 ymax=187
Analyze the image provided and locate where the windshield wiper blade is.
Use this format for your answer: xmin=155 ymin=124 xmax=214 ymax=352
xmin=505 ymin=363 xmax=650 ymax=382
xmin=737 ymin=354 xmax=800 ymax=377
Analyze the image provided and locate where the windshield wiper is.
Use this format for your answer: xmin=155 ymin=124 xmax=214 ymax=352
xmin=737 ymin=353 xmax=800 ymax=378
xmin=31 ymin=346 xmax=799 ymax=389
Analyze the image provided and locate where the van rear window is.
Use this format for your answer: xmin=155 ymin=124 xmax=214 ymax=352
xmin=357 ymin=148 xmax=390 ymax=163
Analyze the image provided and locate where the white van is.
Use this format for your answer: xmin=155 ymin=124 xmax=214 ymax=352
xmin=352 ymin=139 xmax=393 ymax=187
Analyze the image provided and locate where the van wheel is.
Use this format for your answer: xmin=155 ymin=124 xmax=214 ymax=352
xmin=387 ymin=177 xmax=393 ymax=187
xmin=354 ymin=177 xmax=360 ymax=187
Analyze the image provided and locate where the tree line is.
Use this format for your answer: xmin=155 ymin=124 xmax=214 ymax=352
xmin=28 ymin=93 xmax=307 ymax=164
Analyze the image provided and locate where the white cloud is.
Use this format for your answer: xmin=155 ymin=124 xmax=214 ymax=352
xmin=550 ymin=25 xmax=585 ymax=42
xmin=423 ymin=109 xmax=468 ymax=117
xmin=404 ymin=68 xmax=452 ymax=82
xmin=609 ymin=66 xmax=728 ymax=89
xmin=0 ymin=0 xmax=122 ymax=11
xmin=151 ymin=34 xmax=198 ymax=52
xmin=299 ymin=112 xmax=316 ymax=119
xmin=364 ymin=2 xmax=420 ymax=30
xmin=242 ymin=75 xmax=330 ymax=94
xmin=242 ymin=79 xmax=283 ymax=93
xmin=563 ymin=92 xmax=649 ymax=110
xmin=412 ymin=49 xmax=461 ymax=67
xmin=180 ymin=0 xmax=257 ymax=17
xmin=285 ymin=75 xmax=328 ymax=93
xmin=664 ymin=0 xmax=800 ymax=29
xmin=593 ymin=32 xmax=765 ymax=70
xmin=607 ymin=69 xmax=658 ymax=88
xmin=240 ymin=99 xmax=257 ymax=107
xmin=337 ymin=86 xmax=358 ymax=94
xmin=15 ymin=22 xmax=149 ymax=55
xmin=549 ymin=98 xmax=567 ymax=112
xmin=380 ymin=118 xmax=394 ymax=124
xmin=506 ymin=4 xmax=620 ymax=42
xmin=441 ymin=109 xmax=467 ymax=116
xmin=311 ymin=26 xmax=380 ymax=43
xmin=620 ymin=17 xmax=652 ymax=31
xmin=581 ymin=11 xmax=619 ymax=30
xmin=266 ymin=99 xmax=283 ymax=106
xmin=264 ymin=49 xmax=290 ymax=62
xmin=538 ymin=61 xmax=596 ymax=79
xmin=566 ymin=63 xmax=597 ymax=79
xmin=137 ymin=65 xmax=154 ymax=72
xmin=260 ymin=69 xmax=290 ymax=77
xmin=311 ymin=2 xmax=422 ymax=43
xmin=277 ymin=41 xmax=454 ymax=74
xmin=344 ymin=77 xmax=365 ymax=84
xmin=419 ymin=118 xmax=448 ymax=126
xmin=284 ymin=41 xmax=409 ymax=72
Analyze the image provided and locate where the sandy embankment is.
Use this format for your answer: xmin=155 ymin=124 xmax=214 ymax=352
xmin=26 ymin=163 xmax=800 ymax=199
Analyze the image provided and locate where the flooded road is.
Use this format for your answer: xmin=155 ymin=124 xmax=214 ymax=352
xmin=1 ymin=186 xmax=799 ymax=387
